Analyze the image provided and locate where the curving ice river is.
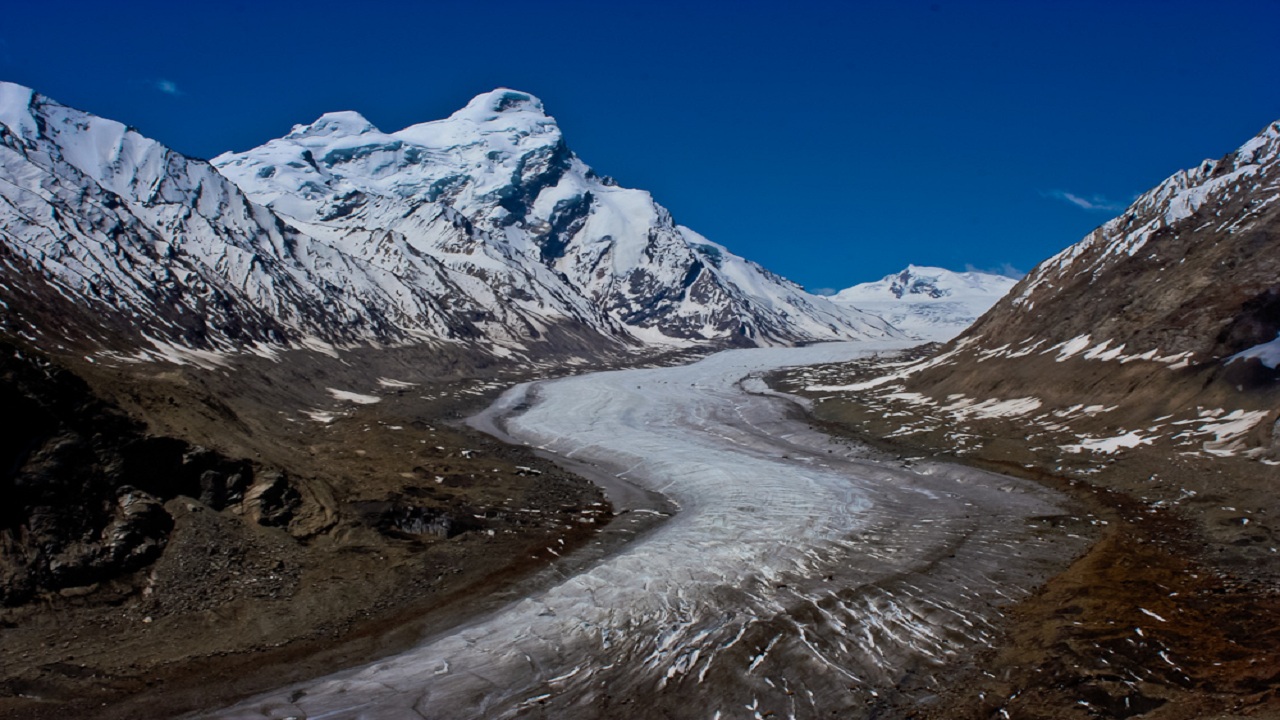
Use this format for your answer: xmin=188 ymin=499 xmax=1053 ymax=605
xmin=207 ymin=342 xmax=1087 ymax=719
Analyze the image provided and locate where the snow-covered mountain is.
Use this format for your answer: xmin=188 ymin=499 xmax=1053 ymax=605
xmin=830 ymin=265 xmax=1016 ymax=341
xmin=0 ymin=82 xmax=503 ymax=353
xmin=0 ymin=83 xmax=896 ymax=359
xmin=211 ymin=89 xmax=893 ymax=349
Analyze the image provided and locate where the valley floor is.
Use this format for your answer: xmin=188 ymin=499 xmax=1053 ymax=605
xmin=7 ymin=342 xmax=1277 ymax=719
xmin=202 ymin=342 xmax=1091 ymax=719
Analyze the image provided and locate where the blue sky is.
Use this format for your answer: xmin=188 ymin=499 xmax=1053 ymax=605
xmin=3 ymin=1 xmax=1277 ymax=292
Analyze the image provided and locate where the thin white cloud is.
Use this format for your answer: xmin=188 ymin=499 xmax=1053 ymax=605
xmin=964 ymin=263 xmax=1025 ymax=279
xmin=154 ymin=79 xmax=181 ymax=96
xmin=810 ymin=287 xmax=837 ymax=296
xmin=1042 ymin=189 xmax=1126 ymax=213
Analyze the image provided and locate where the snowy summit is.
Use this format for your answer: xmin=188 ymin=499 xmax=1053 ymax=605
xmin=830 ymin=265 xmax=1017 ymax=341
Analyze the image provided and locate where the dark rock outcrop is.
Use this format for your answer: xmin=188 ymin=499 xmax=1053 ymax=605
xmin=0 ymin=340 xmax=299 ymax=605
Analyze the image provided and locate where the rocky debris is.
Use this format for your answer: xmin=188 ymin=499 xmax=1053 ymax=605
xmin=241 ymin=471 xmax=301 ymax=528
xmin=0 ymin=340 xmax=318 ymax=606
xmin=352 ymin=500 xmax=483 ymax=540
xmin=135 ymin=498 xmax=305 ymax=616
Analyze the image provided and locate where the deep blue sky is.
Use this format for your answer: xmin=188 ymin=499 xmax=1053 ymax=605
xmin=3 ymin=1 xmax=1277 ymax=292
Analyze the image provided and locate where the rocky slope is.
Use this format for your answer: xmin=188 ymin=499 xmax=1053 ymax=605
xmin=0 ymin=339 xmax=331 ymax=606
xmin=804 ymin=118 xmax=1280 ymax=465
xmin=0 ymin=82 xmax=894 ymax=361
xmin=966 ymin=118 xmax=1280 ymax=377
xmin=0 ymin=337 xmax=622 ymax=720
xmin=829 ymin=265 xmax=1016 ymax=341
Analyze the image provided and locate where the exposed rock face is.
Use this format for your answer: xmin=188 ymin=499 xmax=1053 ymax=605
xmin=0 ymin=341 xmax=308 ymax=605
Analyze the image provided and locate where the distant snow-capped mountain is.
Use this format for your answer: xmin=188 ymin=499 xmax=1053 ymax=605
xmin=0 ymin=83 xmax=897 ymax=358
xmin=830 ymin=265 xmax=1016 ymax=341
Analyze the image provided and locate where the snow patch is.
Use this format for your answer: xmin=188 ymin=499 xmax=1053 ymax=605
xmin=1229 ymin=333 xmax=1280 ymax=369
xmin=1061 ymin=431 xmax=1153 ymax=455
xmin=1053 ymin=335 xmax=1092 ymax=362
xmin=1173 ymin=409 xmax=1270 ymax=457
xmin=327 ymin=388 xmax=381 ymax=404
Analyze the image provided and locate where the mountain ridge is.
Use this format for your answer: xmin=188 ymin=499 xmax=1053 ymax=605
xmin=212 ymin=87 xmax=897 ymax=353
xmin=0 ymin=83 xmax=898 ymax=363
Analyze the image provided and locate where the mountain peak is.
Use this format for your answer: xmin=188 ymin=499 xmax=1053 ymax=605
xmin=285 ymin=110 xmax=380 ymax=140
xmin=458 ymin=88 xmax=546 ymax=118
xmin=0 ymin=82 xmax=40 ymax=138
xmin=830 ymin=266 xmax=1017 ymax=341
xmin=891 ymin=266 xmax=949 ymax=299
xmin=388 ymin=88 xmax=556 ymax=149
xmin=0 ymin=80 xmax=35 ymax=108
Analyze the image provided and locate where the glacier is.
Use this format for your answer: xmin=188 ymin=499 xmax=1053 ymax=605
xmin=206 ymin=342 xmax=1087 ymax=719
